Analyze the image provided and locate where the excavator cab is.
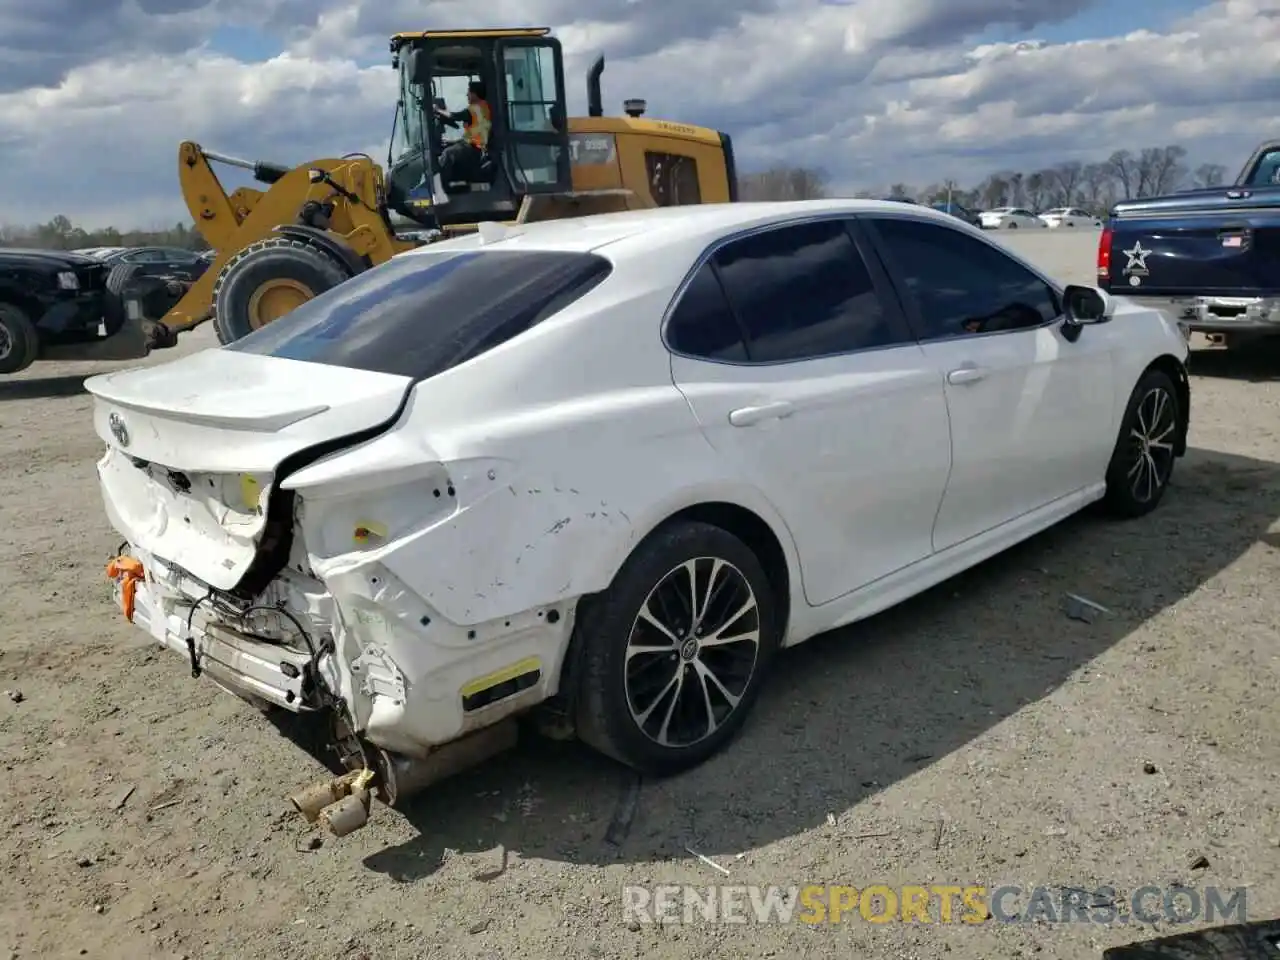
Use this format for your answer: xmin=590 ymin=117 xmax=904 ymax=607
xmin=387 ymin=29 xmax=572 ymax=226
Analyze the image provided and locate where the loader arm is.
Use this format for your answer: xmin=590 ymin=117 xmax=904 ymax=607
xmin=178 ymin=141 xmax=257 ymax=251
xmin=163 ymin=145 xmax=415 ymax=335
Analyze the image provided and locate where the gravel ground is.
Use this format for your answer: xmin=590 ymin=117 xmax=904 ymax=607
xmin=1 ymin=228 xmax=1278 ymax=959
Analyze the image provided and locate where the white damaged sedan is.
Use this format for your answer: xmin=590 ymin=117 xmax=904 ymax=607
xmin=89 ymin=200 xmax=1190 ymax=833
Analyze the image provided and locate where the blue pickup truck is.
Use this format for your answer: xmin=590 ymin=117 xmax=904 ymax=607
xmin=1098 ymin=140 xmax=1280 ymax=346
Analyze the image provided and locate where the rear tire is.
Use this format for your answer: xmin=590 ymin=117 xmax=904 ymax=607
xmin=211 ymin=236 xmax=352 ymax=344
xmin=0 ymin=302 xmax=39 ymax=374
xmin=573 ymin=520 xmax=780 ymax=775
xmin=1102 ymin=369 xmax=1181 ymax=518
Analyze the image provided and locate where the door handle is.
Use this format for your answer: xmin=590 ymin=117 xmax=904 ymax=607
xmin=728 ymin=401 xmax=794 ymax=426
xmin=946 ymin=365 xmax=987 ymax=385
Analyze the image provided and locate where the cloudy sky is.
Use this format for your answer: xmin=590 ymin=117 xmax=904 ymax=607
xmin=0 ymin=0 xmax=1274 ymax=229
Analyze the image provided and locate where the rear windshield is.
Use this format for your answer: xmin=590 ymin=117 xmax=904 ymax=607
xmin=226 ymin=248 xmax=611 ymax=380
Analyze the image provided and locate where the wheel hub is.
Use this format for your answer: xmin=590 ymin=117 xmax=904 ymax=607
xmin=246 ymin=277 xmax=314 ymax=330
xmin=679 ymin=637 xmax=699 ymax=661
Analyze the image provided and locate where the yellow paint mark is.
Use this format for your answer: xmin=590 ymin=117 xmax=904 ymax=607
xmin=239 ymin=474 xmax=260 ymax=511
xmin=460 ymin=656 xmax=541 ymax=698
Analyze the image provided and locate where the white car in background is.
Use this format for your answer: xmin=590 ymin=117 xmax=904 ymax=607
xmin=1039 ymin=207 xmax=1103 ymax=229
xmin=87 ymin=200 xmax=1190 ymax=834
xmin=978 ymin=207 xmax=1047 ymax=229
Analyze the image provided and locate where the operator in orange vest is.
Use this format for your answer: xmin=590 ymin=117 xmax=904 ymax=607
xmin=436 ymin=80 xmax=492 ymax=193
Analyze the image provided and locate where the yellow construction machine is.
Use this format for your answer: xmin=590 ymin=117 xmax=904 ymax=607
xmin=153 ymin=27 xmax=739 ymax=346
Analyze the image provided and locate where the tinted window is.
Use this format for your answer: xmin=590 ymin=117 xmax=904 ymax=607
xmin=712 ymin=219 xmax=900 ymax=362
xmin=872 ymin=217 xmax=1061 ymax=339
xmin=227 ymin=250 xmax=610 ymax=379
xmin=666 ymin=263 xmax=746 ymax=361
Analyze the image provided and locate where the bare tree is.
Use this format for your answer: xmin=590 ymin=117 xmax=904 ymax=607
xmin=738 ymin=166 xmax=829 ymax=201
xmin=1007 ymin=171 xmax=1024 ymax=206
xmin=1106 ymin=150 xmax=1137 ymax=199
xmin=1136 ymin=145 xmax=1187 ymax=197
xmin=979 ymin=174 xmax=1009 ymax=209
xmin=887 ymin=182 xmax=914 ymax=199
xmin=1193 ymin=162 xmax=1227 ymax=188
xmin=1048 ymin=161 xmax=1083 ymax=206
xmin=1024 ymin=171 xmax=1049 ymax=210
xmin=1079 ymin=163 xmax=1112 ymax=212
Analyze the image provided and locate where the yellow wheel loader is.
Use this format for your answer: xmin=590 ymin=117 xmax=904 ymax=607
xmin=137 ymin=27 xmax=740 ymax=348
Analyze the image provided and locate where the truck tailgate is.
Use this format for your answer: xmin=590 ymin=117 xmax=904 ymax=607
xmin=1104 ymin=187 xmax=1280 ymax=298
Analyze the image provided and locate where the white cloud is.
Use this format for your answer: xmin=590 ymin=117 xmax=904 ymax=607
xmin=0 ymin=0 xmax=1276 ymax=227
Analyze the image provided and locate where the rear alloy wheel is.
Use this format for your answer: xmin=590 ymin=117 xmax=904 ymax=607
xmin=211 ymin=236 xmax=352 ymax=344
xmin=574 ymin=521 xmax=779 ymax=775
xmin=1103 ymin=369 xmax=1181 ymax=518
xmin=0 ymin=302 xmax=40 ymax=374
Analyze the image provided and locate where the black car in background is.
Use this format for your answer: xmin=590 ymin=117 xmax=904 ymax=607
xmin=0 ymin=248 xmax=114 ymax=373
xmin=100 ymin=246 xmax=209 ymax=283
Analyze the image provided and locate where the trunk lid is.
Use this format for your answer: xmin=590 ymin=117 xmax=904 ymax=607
xmin=86 ymin=348 xmax=412 ymax=590
xmin=1105 ymin=185 xmax=1280 ymax=298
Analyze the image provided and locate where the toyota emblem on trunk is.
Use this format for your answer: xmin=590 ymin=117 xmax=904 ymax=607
xmin=108 ymin=413 xmax=129 ymax=447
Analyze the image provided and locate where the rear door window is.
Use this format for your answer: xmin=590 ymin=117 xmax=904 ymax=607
xmin=226 ymin=249 xmax=611 ymax=380
xmin=711 ymin=218 xmax=905 ymax=362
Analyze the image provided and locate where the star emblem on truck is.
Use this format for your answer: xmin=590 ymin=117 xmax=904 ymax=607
xmin=1122 ymin=241 xmax=1150 ymax=271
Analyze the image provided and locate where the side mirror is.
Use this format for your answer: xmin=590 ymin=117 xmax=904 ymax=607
xmin=407 ymin=48 xmax=432 ymax=86
xmin=1061 ymin=284 xmax=1113 ymax=340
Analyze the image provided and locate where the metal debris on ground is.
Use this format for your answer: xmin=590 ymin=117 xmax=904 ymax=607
xmin=685 ymin=846 xmax=731 ymax=876
xmin=1063 ymin=593 xmax=1110 ymax=623
xmin=111 ymin=785 xmax=136 ymax=810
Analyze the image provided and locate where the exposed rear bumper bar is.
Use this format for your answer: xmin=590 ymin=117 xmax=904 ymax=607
xmin=1125 ymin=295 xmax=1280 ymax=334
xmin=119 ymin=574 xmax=314 ymax=711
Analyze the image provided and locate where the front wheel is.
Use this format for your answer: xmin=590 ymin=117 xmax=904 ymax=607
xmin=211 ymin=236 xmax=352 ymax=344
xmin=1006 ymin=221 xmax=1018 ymax=229
xmin=573 ymin=521 xmax=780 ymax=775
xmin=0 ymin=302 xmax=39 ymax=374
xmin=1102 ymin=369 xmax=1182 ymax=518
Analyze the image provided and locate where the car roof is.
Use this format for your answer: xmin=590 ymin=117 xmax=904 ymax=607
xmin=404 ymin=199 xmax=970 ymax=257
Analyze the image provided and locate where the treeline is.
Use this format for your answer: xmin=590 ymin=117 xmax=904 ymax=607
xmin=0 ymin=144 xmax=1236 ymax=244
xmin=0 ymin=215 xmax=209 ymax=252
xmin=740 ymin=143 xmax=1233 ymax=213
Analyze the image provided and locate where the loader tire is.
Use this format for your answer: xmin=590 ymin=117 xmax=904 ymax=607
xmin=101 ymin=262 xmax=146 ymax=335
xmin=0 ymin=302 xmax=40 ymax=374
xmin=211 ymin=236 xmax=352 ymax=344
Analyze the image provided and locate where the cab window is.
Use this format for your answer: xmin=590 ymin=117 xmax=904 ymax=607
xmin=1246 ymin=149 xmax=1280 ymax=186
xmin=503 ymin=44 xmax=560 ymax=132
xmin=646 ymin=153 xmax=701 ymax=205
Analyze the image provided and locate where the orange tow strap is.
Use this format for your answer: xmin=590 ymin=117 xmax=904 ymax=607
xmin=105 ymin=556 xmax=145 ymax=622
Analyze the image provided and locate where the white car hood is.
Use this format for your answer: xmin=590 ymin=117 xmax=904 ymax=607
xmin=86 ymin=348 xmax=413 ymax=589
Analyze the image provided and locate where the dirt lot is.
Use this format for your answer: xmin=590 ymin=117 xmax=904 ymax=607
xmin=1 ymin=229 xmax=1278 ymax=959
